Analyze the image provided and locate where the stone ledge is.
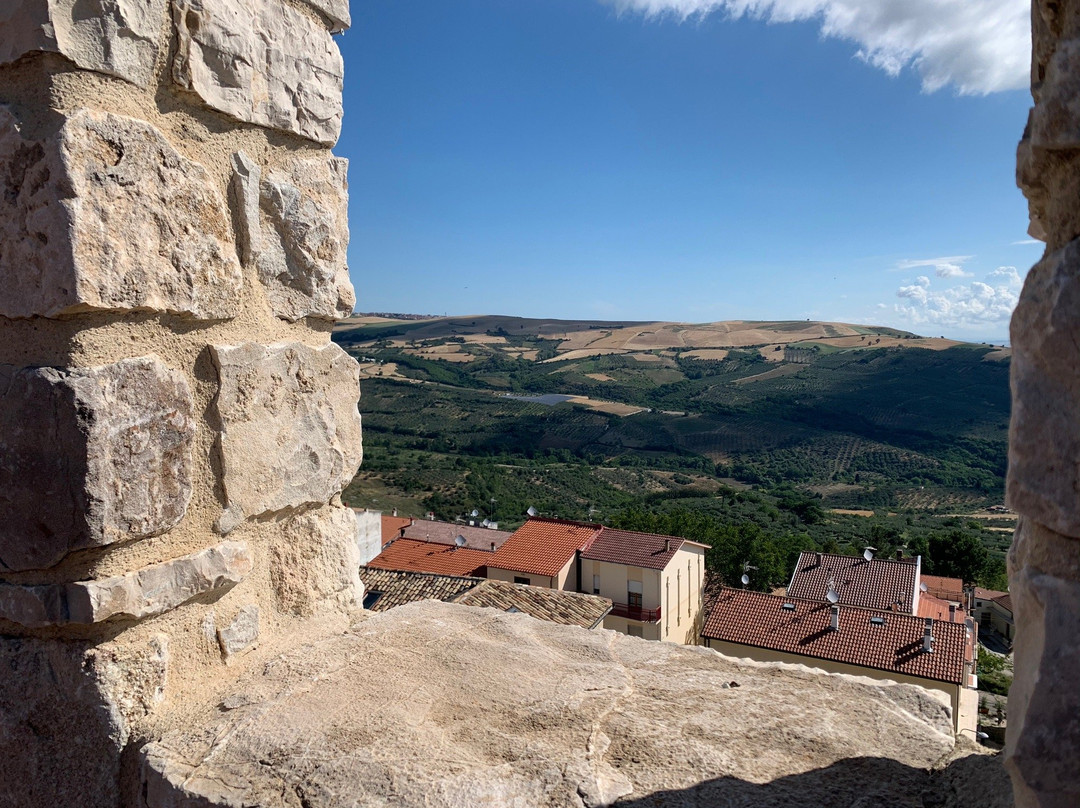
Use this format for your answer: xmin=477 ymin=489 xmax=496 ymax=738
xmin=136 ymin=600 xmax=1004 ymax=808
xmin=0 ymin=541 xmax=252 ymax=628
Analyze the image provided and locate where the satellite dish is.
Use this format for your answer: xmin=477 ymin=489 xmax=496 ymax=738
xmin=481 ymin=519 xmax=490 ymax=527
xmin=526 ymin=506 xmax=538 ymax=517
xmin=454 ymin=535 xmax=467 ymax=547
xmin=863 ymin=546 xmax=876 ymax=561
xmin=920 ymin=582 xmax=928 ymax=592
xmin=740 ymin=573 xmax=750 ymax=586
xmin=470 ymin=509 xmax=479 ymax=518
xmin=826 ymin=588 xmax=840 ymax=604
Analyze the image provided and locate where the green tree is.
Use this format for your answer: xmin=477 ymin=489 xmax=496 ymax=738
xmin=928 ymin=529 xmax=988 ymax=584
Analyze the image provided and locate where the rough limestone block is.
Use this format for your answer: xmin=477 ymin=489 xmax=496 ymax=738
xmin=270 ymin=507 xmax=363 ymax=617
xmin=172 ymin=0 xmax=344 ymax=145
xmin=1005 ymin=565 xmax=1080 ymax=808
xmin=233 ymin=151 xmax=354 ymax=321
xmin=0 ymin=107 xmax=242 ymax=320
xmin=0 ymin=541 xmax=252 ymax=628
xmin=1008 ymin=238 xmax=1080 ymax=537
xmin=0 ymin=356 xmax=195 ymax=573
xmin=0 ymin=633 xmax=167 ymax=808
xmin=0 ymin=0 xmax=167 ymax=87
xmin=211 ymin=342 xmax=362 ymax=533
xmin=1030 ymin=39 xmax=1080 ymax=151
xmin=217 ymin=604 xmax=259 ymax=658
xmin=301 ymin=0 xmax=351 ymax=32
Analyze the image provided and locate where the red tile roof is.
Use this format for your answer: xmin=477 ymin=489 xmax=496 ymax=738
xmin=488 ymin=518 xmax=602 ymax=578
xmin=702 ymin=588 xmax=966 ymax=685
xmin=401 ymin=520 xmax=512 ymax=551
xmin=920 ymin=574 xmax=964 ymax=603
xmin=787 ymin=551 xmax=919 ymax=613
xmin=917 ymin=592 xmax=967 ymax=624
xmin=581 ymin=527 xmax=706 ymax=570
xmin=367 ymin=538 xmax=491 ymax=577
xmin=974 ymin=587 xmax=1008 ymax=602
xmin=992 ymin=593 xmax=1013 ymax=614
xmin=380 ymin=514 xmax=414 ymax=544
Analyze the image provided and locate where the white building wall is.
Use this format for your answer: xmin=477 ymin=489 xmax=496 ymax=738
xmin=354 ymin=509 xmax=383 ymax=565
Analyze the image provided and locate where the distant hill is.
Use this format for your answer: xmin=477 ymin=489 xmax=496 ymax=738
xmin=333 ymin=314 xmax=1012 ymax=591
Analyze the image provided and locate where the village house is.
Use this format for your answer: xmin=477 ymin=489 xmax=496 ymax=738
xmin=972 ymin=587 xmax=1014 ymax=644
xmin=701 ymin=587 xmax=975 ymax=733
xmin=579 ymin=528 xmax=707 ymax=644
xmin=486 ymin=517 xmax=707 ymax=644
xmin=366 ymin=537 xmax=493 ymax=577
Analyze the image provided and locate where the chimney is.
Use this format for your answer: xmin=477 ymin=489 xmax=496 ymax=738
xmin=949 ymin=604 xmax=956 ymax=623
xmin=923 ymin=617 xmax=934 ymax=652
xmin=392 ymin=508 xmax=398 ymax=517
xmin=829 ymin=604 xmax=840 ymax=631
xmin=814 ymin=552 xmax=822 ymax=566
xmin=490 ymin=542 xmax=496 ymax=552
xmin=664 ymin=539 xmax=671 ymax=552
xmin=895 ymin=548 xmax=903 ymax=560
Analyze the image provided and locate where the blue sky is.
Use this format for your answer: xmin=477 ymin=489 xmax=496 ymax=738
xmin=337 ymin=0 xmax=1037 ymax=341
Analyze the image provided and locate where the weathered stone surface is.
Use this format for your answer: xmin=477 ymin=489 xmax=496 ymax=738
xmin=0 ymin=541 xmax=252 ymax=627
xmin=172 ymin=0 xmax=344 ymax=144
xmin=217 ymin=604 xmax=259 ymax=658
xmin=1007 ymin=238 xmax=1080 ymax=537
xmin=300 ymin=0 xmax=350 ymax=31
xmin=1029 ymin=39 xmax=1080 ymax=151
xmin=0 ymin=633 xmax=168 ymax=808
xmin=270 ymin=506 xmax=363 ymax=617
xmin=233 ymin=150 xmax=354 ymax=321
xmin=1005 ymin=565 xmax=1080 ymax=808
xmin=135 ymin=601 xmax=1000 ymax=808
xmin=0 ymin=107 xmax=242 ymax=320
xmin=0 ymin=355 xmax=194 ymax=572
xmin=211 ymin=342 xmax=362 ymax=533
xmin=0 ymin=0 xmax=167 ymax=87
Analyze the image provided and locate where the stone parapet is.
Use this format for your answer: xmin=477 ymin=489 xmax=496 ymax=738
xmin=0 ymin=1 xmax=359 ymax=804
xmin=1009 ymin=2 xmax=1080 ymax=807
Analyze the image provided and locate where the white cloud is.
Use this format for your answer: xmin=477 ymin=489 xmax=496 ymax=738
xmin=895 ymin=255 xmax=974 ymax=278
xmin=606 ymin=0 xmax=1029 ymax=95
xmin=892 ymin=265 xmax=1024 ymax=330
xmin=1011 ymin=238 xmax=1042 ymax=246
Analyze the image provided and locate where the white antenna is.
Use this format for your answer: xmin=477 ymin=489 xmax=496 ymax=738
xmin=863 ymin=546 xmax=876 ymax=561
xmin=454 ymin=535 xmax=467 ymax=548
xmin=741 ymin=562 xmax=757 ymax=587
xmin=526 ymin=506 xmax=538 ymax=517
xmin=826 ymin=575 xmax=840 ymax=604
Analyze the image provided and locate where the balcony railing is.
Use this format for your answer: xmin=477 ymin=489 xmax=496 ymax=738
xmin=609 ymin=602 xmax=661 ymax=622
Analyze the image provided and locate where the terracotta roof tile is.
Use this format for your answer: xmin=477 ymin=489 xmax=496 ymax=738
xmin=401 ymin=520 xmax=512 ymax=551
xmin=356 ymin=568 xmax=612 ymax=629
xmin=582 ymin=527 xmax=705 ymax=570
xmin=488 ymin=518 xmax=602 ymax=578
xmin=380 ymin=514 xmax=414 ymax=544
xmin=920 ymin=574 xmax=964 ymax=603
xmin=974 ymin=587 xmax=1008 ymax=601
xmin=917 ymin=592 xmax=967 ymax=624
xmin=992 ymin=593 xmax=1013 ymax=614
xmin=367 ymin=538 xmax=491 ymax=577
xmin=702 ymin=588 xmax=966 ymax=685
xmin=787 ymin=551 xmax=919 ymax=613
xmin=358 ymin=567 xmax=481 ymax=611
xmin=456 ymin=581 xmax=612 ymax=629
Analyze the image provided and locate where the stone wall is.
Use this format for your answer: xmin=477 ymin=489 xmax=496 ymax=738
xmin=1008 ymin=3 xmax=1080 ymax=807
xmin=0 ymin=2 xmax=362 ymax=805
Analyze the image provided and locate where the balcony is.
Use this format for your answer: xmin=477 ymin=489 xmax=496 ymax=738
xmin=610 ymin=602 xmax=661 ymax=622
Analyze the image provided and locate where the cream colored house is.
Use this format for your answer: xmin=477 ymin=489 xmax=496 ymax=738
xmin=484 ymin=518 xmax=708 ymax=645
xmin=580 ymin=529 xmax=708 ymax=644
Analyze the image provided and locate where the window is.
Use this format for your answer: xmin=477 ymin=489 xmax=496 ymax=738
xmin=781 ymin=602 xmax=796 ymax=611
xmin=628 ymin=579 xmax=643 ymax=608
xmin=362 ymin=590 xmax=383 ymax=610
xmin=514 ymin=576 xmax=530 ymax=585
xmin=627 ymin=624 xmax=643 ymax=638
xmin=676 ymin=570 xmax=681 ymax=626
xmin=593 ymin=574 xmax=601 ymax=595
xmin=870 ymin=616 xmax=887 ymax=626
